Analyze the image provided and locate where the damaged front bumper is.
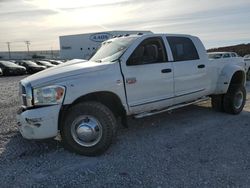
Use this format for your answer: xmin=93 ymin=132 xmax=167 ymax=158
xmin=16 ymin=105 xmax=61 ymax=139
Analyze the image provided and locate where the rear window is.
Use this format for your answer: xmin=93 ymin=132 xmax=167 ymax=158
xmin=167 ymin=36 xmax=199 ymax=61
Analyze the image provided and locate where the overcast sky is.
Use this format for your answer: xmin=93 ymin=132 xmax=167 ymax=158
xmin=0 ymin=0 xmax=250 ymax=51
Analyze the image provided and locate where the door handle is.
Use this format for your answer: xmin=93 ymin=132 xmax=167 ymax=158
xmin=161 ymin=69 xmax=172 ymax=73
xmin=197 ymin=64 xmax=205 ymax=69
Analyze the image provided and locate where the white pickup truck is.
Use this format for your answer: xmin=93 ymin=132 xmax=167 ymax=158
xmin=17 ymin=33 xmax=246 ymax=156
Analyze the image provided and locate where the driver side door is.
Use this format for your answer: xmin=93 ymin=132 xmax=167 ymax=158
xmin=120 ymin=36 xmax=174 ymax=114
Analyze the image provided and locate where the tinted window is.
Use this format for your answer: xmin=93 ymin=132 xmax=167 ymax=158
xmin=223 ymin=53 xmax=231 ymax=58
xmin=231 ymin=53 xmax=236 ymax=57
xmin=127 ymin=37 xmax=167 ymax=66
xmin=167 ymin=37 xmax=199 ymax=61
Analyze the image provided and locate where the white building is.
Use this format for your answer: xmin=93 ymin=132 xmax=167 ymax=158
xmin=59 ymin=30 xmax=152 ymax=59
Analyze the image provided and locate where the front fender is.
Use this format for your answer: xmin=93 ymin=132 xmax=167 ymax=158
xmin=215 ymin=64 xmax=245 ymax=94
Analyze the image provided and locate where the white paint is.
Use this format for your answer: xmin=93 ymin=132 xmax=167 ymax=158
xmin=18 ymin=33 xmax=245 ymax=139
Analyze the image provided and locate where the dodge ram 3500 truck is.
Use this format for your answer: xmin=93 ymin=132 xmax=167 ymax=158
xmin=17 ymin=33 xmax=246 ymax=156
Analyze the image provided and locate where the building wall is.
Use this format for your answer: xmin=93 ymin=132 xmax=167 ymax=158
xmin=59 ymin=30 xmax=152 ymax=60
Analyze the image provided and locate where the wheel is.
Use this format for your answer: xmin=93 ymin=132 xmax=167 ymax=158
xmin=223 ymin=85 xmax=246 ymax=114
xmin=247 ymin=69 xmax=250 ymax=81
xmin=211 ymin=94 xmax=224 ymax=112
xmin=61 ymin=101 xmax=117 ymax=156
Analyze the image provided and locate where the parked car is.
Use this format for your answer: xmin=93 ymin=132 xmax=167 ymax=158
xmin=244 ymin=54 xmax=250 ymax=59
xmin=208 ymin=52 xmax=240 ymax=59
xmin=243 ymin=55 xmax=250 ymax=80
xmin=36 ymin=60 xmax=55 ymax=68
xmin=18 ymin=61 xmax=46 ymax=74
xmin=208 ymin=52 xmax=248 ymax=78
xmin=46 ymin=60 xmax=64 ymax=65
xmin=17 ymin=33 xmax=246 ymax=156
xmin=0 ymin=61 xmax=26 ymax=76
xmin=0 ymin=68 xmax=3 ymax=76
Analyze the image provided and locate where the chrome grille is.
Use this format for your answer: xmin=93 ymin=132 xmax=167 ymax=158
xmin=19 ymin=83 xmax=27 ymax=106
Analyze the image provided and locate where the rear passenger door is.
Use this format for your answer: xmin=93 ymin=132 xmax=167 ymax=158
xmin=167 ymin=36 xmax=207 ymax=104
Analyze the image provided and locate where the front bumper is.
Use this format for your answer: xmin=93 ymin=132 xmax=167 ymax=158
xmin=16 ymin=105 xmax=61 ymax=139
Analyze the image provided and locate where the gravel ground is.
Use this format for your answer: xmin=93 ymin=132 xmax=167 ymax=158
xmin=0 ymin=76 xmax=250 ymax=187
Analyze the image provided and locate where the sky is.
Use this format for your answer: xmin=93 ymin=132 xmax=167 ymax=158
xmin=0 ymin=0 xmax=250 ymax=51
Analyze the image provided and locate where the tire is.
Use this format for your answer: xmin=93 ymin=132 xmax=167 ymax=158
xmin=223 ymin=85 xmax=246 ymax=114
xmin=61 ymin=101 xmax=117 ymax=156
xmin=211 ymin=94 xmax=224 ymax=112
xmin=247 ymin=69 xmax=250 ymax=81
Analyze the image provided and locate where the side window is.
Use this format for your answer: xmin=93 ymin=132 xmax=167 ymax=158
xmin=231 ymin=53 xmax=236 ymax=57
xmin=167 ymin=36 xmax=199 ymax=61
xmin=223 ymin=53 xmax=231 ymax=58
xmin=127 ymin=37 xmax=167 ymax=66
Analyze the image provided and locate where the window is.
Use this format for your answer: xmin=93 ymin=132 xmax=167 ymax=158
xmin=231 ymin=53 xmax=236 ymax=57
xmin=167 ymin=36 xmax=199 ymax=61
xmin=223 ymin=53 xmax=231 ymax=58
xmin=127 ymin=37 xmax=167 ymax=66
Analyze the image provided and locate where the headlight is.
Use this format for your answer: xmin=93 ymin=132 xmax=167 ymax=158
xmin=33 ymin=85 xmax=65 ymax=106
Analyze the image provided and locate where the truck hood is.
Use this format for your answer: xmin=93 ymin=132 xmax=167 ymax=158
xmin=22 ymin=59 xmax=110 ymax=87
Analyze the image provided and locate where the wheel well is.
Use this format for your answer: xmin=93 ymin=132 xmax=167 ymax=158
xmin=229 ymin=71 xmax=245 ymax=86
xmin=58 ymin=91 xmax=126 ymax=131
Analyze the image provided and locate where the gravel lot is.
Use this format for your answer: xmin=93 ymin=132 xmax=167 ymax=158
xmin=0 ymin=76 xmax=250 ymax=187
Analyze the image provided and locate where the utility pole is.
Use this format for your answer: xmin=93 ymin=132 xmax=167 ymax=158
xmin=51 ymin=46 xmax=53 ymax=59
xmin=6 ymin=42 xmax=11 ymax=59
xmin=25 ymin=41 xmax=30 ymax=57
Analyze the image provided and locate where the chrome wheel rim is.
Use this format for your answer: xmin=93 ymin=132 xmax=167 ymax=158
xmin=234 ymin=91 xmax=243 ymax=109
xmin=71 ymin=115 xmax=102 ymax=147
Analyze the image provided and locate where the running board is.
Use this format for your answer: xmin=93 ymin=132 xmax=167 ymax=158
xmin=134 ymin=97 xmax=209 ymax=119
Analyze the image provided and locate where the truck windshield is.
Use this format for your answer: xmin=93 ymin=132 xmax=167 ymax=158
xmin=90 ymin=37 xmax=137 ymax=62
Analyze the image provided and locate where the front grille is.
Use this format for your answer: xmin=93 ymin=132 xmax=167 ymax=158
xmin=20 ymin=83 xmax=27 ymax=106
xmin=19 ymin=82 xmax=33 ymax=107
xmin=22 ymin=95 xmax=27 ymax=106
xmin=21 ymin=84 xmax=26 ymax=94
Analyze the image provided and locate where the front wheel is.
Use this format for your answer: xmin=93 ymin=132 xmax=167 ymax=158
xmin=223 ymin=85 xmax=246 ymax=114
xmin=61 ymin=101 xmax=117 ymax=156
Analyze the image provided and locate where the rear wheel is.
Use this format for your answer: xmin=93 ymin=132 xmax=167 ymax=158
xmin=61 ymin=101 xmax=117 ymax=156
xmin=223 ymin=85 xmax=246 ymax=114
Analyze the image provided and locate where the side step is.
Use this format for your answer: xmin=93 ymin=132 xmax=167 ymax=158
xmin=134 ymin=97 xmax=209 ymax=119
